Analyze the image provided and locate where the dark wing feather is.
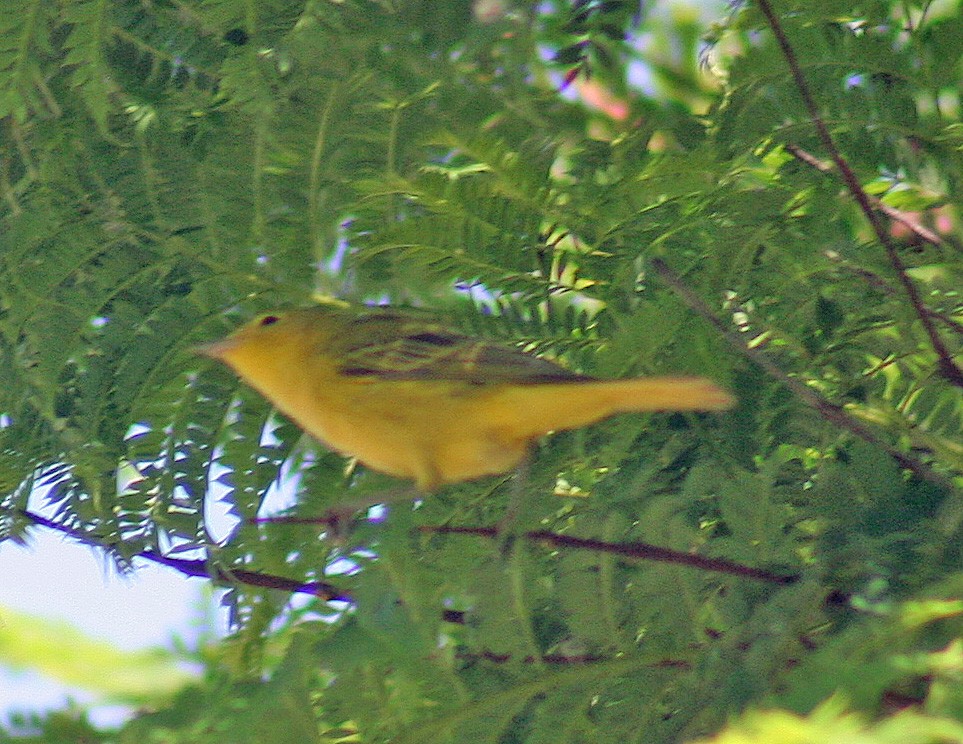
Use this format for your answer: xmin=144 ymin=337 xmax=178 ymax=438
xmin=333 ymin=308 xmax=587 ymax=384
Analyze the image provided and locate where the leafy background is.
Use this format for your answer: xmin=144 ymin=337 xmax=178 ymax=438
xmin=1 ymin=0 xmax=963 ymax=741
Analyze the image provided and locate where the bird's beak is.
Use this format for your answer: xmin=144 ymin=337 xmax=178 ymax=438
xmin=193 ymin=338 xmax=236 ymax=360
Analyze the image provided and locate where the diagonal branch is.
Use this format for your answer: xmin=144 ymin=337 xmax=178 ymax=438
xmin=14 ymin=508 xmax=350 ymax=602
xmin=419 ymin=524 xmax=798 ymax=584
xmin=784 ymin=144 xmax=944 ymax=248
xmin=820 ymin=250 xmax=963 ymax=339
xmin=650 ymin=258 xmax=954 ymax=493
xmin=756 ymin=0 xmax=963 ymax=388
xmin=262 ymin=515 xmax=797 ymax=583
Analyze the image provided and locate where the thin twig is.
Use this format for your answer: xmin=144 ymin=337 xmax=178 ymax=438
xmin=145 ymin=552 xmax=350 ymax=601
xmin=420 ymin=524 xmax=798 ymax=584
xmin=14 ymin=508 xmax=350 ymax=602
xmin=822 ymin=250 xmax=963 ymax=339
xmin=650 ymin=258 xmax=954 ymax=492
xmin=451 ymin=649 xmax=688 ymax=667
xmin=757 ymin=0 xmax=963 ymax=388
xmin=784 ymin=144 xmax=944 ymax=248
xmin=455 ymin=649 xmax=610 ymax=665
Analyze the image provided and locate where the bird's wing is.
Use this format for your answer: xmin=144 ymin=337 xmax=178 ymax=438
xmin=331 ymin=307 xmax=587 ymax=385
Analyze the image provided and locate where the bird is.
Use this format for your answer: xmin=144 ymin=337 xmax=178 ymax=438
xmin=197 ymin=300 xmax=734 ymax=492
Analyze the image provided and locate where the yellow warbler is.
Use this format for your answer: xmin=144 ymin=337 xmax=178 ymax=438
xmin=198 ymin=301 xmax=733 ymax=491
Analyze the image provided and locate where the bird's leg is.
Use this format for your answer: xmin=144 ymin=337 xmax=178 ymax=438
xmin=496 ymin=456 xmax=531 ymax=557
xmin=256 ymin=484 xmax=419 ymax=539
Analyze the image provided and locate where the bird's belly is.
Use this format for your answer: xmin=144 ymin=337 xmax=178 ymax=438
xmin=285 ymin=383 xmax=526 ymax=489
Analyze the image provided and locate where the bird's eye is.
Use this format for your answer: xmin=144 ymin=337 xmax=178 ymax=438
xmin=259 ymin=315 xmax=280 ymax=327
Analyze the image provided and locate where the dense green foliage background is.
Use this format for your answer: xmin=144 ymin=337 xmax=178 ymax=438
xmin=1 ymin=0 xmax=963 ymax=741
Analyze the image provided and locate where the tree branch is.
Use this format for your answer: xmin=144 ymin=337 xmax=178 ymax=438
xmin=820 ymin=250 xmax=963 ymax=339
xmin=650 ymin=258 xmax=954 ymax=492
xmin=756 ymin=0 xmax=963 ymax=388
xmin=784 ymin=144 xmax=944 ymax=249
xmin=420 ymin=524 xmax=798 ymax=585
xmin=14 ymin=508 xmax=351 ymax=602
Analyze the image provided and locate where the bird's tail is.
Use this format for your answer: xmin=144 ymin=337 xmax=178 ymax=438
xmin=487 ymin=377 xmax=734 ymax=441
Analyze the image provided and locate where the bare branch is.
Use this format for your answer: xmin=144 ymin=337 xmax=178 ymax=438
xmin=15 ymin=508 xmax=351 ymax=602
xmin=650 ymin=258 xmax=955 ymax=493
xmin=821 ymin=250 xmax=963 ymax=339
xmin=756 ymin=0 xmax=963 ymax=388
xmin=784 ymin=144 xmax=944 ymax=248
xmin=420 ymin=524 xmax=797 ymax=585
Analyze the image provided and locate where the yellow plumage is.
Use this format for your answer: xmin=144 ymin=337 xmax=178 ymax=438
xmin=198 ymin=301 xmax=733 ymax=491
